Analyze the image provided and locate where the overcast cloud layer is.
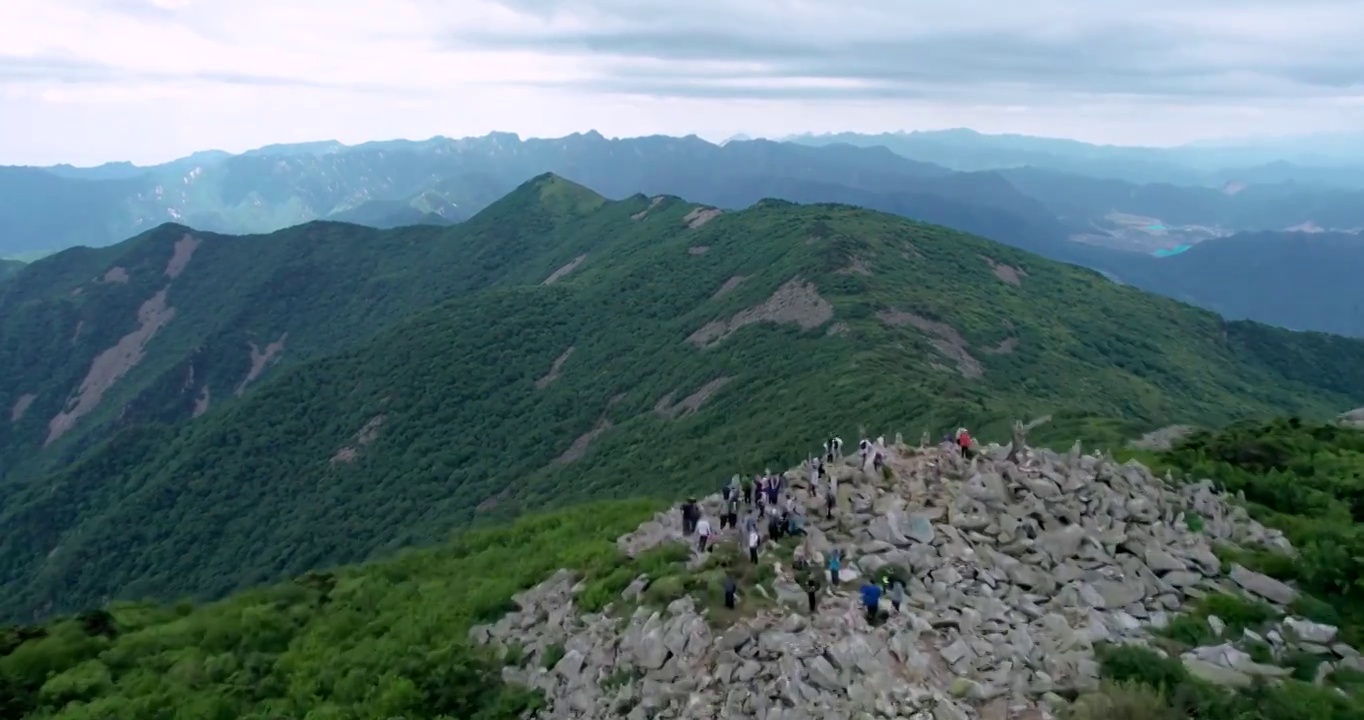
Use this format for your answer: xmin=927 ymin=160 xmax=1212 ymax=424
xmin=3 ymin=0 xmax=1363 ymax=165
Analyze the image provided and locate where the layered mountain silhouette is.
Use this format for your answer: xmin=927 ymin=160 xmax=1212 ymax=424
xmin=4 ymin=130 xmax=1362 ymax=339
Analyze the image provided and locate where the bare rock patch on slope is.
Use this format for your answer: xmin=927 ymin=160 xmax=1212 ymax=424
xmin=836 ymin=256 xmax=873 ymax=276
xmin=192 ymin=386 xmax=212 ymax=418
xmin=983 ymin=337 xmax=1018 ymax=355
xmin=556 ymin=418 xmax=614 ymax=463
xmin=101 ymin=266 xmax=130 ymax=284
xmin=688 ymin=246 xmax=710 ymax=255
xmin=235 ymin=332 xmax=287 ymax=396
xmin=711 ymin=275 xmax=746 ymax=300
xmin=543 ymin=254 xmax=586 ymax=285
xmin=166 ymin=234 xmax=202 ymax=279
xmin=535 ymin=346 xmax=575 ymax=389
xmin=1129 ymin=424 xmax=1198 ymax=451
xmin=46 ymin=289 xmax=177 ymax=445
xmin=877 ymin=309 xmax=984 ymax=378
xmin=331 ymin=415 xmax=387 ymax=465
xmin=653 ymin=377 xmax=733 ymax=419
xmin=10 ymin=393 xmax=36 ymax=423
xmin=689 ymin=278 xmax=834 ymax=348
xmin=683 ymin=207 xmax=722 ymax=229
xmin=981 ymin=255 xmax=1026 ymax=286
xmin=630 ymin=196 xmax=664 ymax=221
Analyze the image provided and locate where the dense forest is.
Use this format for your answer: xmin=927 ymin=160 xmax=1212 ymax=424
xmin=4 ymin=177 xmax=1364 ymax=621
xmin=3 ymin=420 xmax=1363 ymax=719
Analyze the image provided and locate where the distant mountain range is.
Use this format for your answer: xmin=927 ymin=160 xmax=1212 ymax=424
xmin=785 ymin=129 xmax=1364 ymax=188
xmin=2 ymin=129 xmax=1362 ymax=337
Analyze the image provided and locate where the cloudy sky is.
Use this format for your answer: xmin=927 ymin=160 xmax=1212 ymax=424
xmin=4 ymin=0 xmax=1363 ymax=166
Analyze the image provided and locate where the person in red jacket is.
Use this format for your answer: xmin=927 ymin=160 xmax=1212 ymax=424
xmin=956 ymin=428 xmax=972 ymax=458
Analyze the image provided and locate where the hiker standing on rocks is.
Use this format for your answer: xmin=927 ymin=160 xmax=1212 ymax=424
xmin=824 ymin=484 xmax=837 ymax=519
xmin=860 ymin=581 xmax=882 ymax=624
xmin=681 ymin=498 xmax=698 ymax=535
xmin=741 ymin=474 xmax=754 ymax=505
xmin=858 ymin=439 xmax=870 ymax=467
xmin=725 ymin=497 xmax=739 ymax=530
xmin=807 ymin=458 xmax=819 ymax=497
xmin=955 ymin=428 xmax=972 ymax=458
xmin=767 ymin=511 xmax=783 ymax=541
xmin=695 ymin=515 xmax=712 ymax=553
xmin=872 ymin=450 xmax=885 ymax=473
xmin=891 ymin=578 xmax=905 ymax=613
xmin=806 ymin=577 xmax=820 ymax=613
xmin=827 ymin=548 xmax=841 ymax=587
xmin=723 ymin=574 xmax=737 ymax=610
xmin=747 ymin=528 xmax=761 ymax=562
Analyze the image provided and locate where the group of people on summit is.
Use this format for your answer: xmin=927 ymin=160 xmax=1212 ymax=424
xmin=680 ymin=429 xmax=972 ymax=624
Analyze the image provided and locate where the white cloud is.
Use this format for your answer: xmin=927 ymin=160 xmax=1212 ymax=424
xmin=2 ymin=0 xmax=1363 ymax=165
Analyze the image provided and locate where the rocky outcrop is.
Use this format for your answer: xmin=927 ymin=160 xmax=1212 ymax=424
xmin=544 ymin=255 xmax=587 ymax=285
xmin=46 ymin=289 xmax=177 ymax=445
xmin=689 ymin=279 xmax=834 ymax=348
xmin=235 ymin=333 xmax=287 ymax=396
xmin=471 ymin=436 xmax=1338 ymax=720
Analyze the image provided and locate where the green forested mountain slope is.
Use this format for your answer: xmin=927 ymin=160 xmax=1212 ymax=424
xmin=0 ymin=176 xmax=672 ymax=478
xmin=2 ymin=174 xmax=1362 ymax=621
xmin=1111 ymin=231 xmax=1364 ymax=338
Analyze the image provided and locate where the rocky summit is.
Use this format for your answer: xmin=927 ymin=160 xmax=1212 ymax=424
xmin=470 ymin=432 xmax=1359 ymax=720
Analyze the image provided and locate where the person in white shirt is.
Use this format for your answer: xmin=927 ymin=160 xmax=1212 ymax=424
xmin=747 ymin=529 xmax=760 ymax=562
xmin=695 ymin=517 xmax=712 ymax=553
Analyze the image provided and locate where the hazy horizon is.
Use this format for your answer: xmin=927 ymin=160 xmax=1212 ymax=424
xmin=16 ymin=126 xmax=1364 ymax=170
xmin=6 ymin=0 xmax=1363 ymax=166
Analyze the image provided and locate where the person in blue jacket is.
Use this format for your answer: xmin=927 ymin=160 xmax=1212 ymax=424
xmin=860 ymin=581 xmax=882 ymax=624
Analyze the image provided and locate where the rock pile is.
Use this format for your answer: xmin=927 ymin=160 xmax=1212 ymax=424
xmin=470 ymin=435 xmax=1352 ymax=719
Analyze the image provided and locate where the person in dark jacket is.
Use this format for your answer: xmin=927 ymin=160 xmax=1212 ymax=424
xmin=723 ymin=575 xmax=737 ymax=609
xmin=806 ymin=577 xmax=820 ymax=613
xmin=680 ymin=498 xmax=698 ymax=535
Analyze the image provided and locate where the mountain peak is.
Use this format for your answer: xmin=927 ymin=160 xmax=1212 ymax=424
xmin=468 ymin=172 xmax=608 ymax=223
xmin=470 ymin=433 xmax=1327 ymax=718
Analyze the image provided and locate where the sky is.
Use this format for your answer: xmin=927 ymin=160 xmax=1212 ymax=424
xmin=3 ymin=0 xmax=1364 ymax=166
